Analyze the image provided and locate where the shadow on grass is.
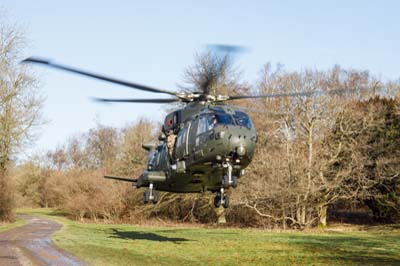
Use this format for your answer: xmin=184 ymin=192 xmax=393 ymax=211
xmin=361 ymin=224 xmax=400 ymax=231
xmin=110 ymin=229 xmax=191 ymax=243
xmin=288 ymin=234 xmax=400 ymax=266
xmin=156 ymin=228 xmax=238 ymax=236
xmin=44 ymin=210 xmax=70 ymax=218
xmin=0 ymin=256 xmax=17 ymax=260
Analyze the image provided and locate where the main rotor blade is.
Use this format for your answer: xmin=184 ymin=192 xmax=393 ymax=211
xmin=92 ymin=97 xmax=179 ymax=103
xmin=226 ymin=104 xmax=285 ymax=116
xmin=21 ymin=57 xmax=179 ymax=97
xmin=227 ymin=88 xmax=358 ymax=100
xmin=207 ymin=44 xmax=249 ymax=55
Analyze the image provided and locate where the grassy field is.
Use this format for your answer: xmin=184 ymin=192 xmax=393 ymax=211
xmin=17 ymin=208 xmax=400 ymax=266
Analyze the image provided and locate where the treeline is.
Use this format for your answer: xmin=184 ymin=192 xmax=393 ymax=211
xmin=11 ymin=65 xmax=400 ymax=228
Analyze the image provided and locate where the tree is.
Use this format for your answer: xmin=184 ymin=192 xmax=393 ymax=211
xmin=0 ymin=17 xmax=44 ymax=221
xmin=322 ymin=97 xmax=400 ymax=223
xmin=86 ymin=123 xmax=119 ymax=170
xmin=235 ymin=64 xmax=384 ymax=228
xmin=116 ymin=118 xmax=155 ymax=176
xmin=181 ymin=49 xmax=245 ymax=96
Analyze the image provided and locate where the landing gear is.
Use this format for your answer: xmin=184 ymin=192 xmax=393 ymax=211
xmin=143 ymin=183 xmax=158 ymax=204
xmin=223 ymin=163 xmax=238 ymax=188
xmin=214 ymin=194 xmax=221 ymax=208
xmin=213 ymin=188 xmax=230 ymax=209
xmin=215 ymin=162 xmax=237 ymax=208
xmin=232 ymin=176 xmax=238 ymax=188
xmin=143 ymin=191 xmax=150 ymax=204
xmin=222 ymin=195 xmax=229 ymax=209
xmin=153 ymin=191 xmax=158 ymax=204
xmin=224 ymin=175 xmax=238 ymax=188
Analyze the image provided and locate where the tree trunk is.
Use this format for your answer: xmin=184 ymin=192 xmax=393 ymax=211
xmin=0 ymin=167 xmax=15 ymax=222
xmin=300 ymin=205 xmax=306 ymax=225
xmin=318 ymin=204 xmax=328 ymax=228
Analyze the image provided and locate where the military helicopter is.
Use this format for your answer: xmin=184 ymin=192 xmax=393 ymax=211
xmin=22 ymin=54 xmax=351 ymax=208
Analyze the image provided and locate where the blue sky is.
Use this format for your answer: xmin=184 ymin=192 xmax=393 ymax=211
xmin=2 ymin=0 xmax=400 ymax=156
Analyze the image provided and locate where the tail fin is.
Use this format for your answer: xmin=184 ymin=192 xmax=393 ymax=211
xmin=104 ymin=175 xmax=138 ymax=183
xmin=142 ymin=142 xmax=156 ymax=152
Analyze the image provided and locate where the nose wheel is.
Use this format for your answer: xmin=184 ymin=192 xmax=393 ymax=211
xmin=214 ymin=188 xmax=229 ymax=208
xmin=143 ymin=183 xmax=158 ymax=204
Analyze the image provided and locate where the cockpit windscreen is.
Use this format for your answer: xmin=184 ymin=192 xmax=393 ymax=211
xmin=233 ymin=111 xmax=253 ymax=128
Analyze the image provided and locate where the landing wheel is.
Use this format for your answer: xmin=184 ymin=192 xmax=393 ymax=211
xmin=214 ymin=195 xmax=221 ymax=208
xmin=152 ymin=191 xmax=158 ymax=204
xmin=232 ymin=176 xmax=238 ymax=188
xmin=222 ymin=195 xmax=230 ymax=208
xmin=143 ymin=191 xmax=150 ymax=204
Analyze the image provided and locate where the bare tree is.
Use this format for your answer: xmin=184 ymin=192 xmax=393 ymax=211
xmin=235 ymin=64 xmax=385 ymax=228
xmin=86 ymin=123 xmax=120 ymax=170
xmin=0 ymin=16 xmax=44 ymax=221
xmin=116 ymin=118 xmax=155 ymax=176
xmin=181 ymin=49 xmax=245 ymax=96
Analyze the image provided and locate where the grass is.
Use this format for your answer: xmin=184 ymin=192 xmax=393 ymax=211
xmin=17 ymin=208 xmax=400 ymax=266
xmin=0 ymin=217 xmax=27 ymax=233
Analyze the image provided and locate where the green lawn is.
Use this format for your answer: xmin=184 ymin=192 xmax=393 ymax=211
xmin=0 ymin=217 xmax=27 ymax=233
xmin=17 ymin=208 xmax=400 ymax=266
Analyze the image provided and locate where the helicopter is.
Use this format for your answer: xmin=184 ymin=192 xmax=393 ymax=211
xmin=22 ymin=55 xmax=353 ymax=208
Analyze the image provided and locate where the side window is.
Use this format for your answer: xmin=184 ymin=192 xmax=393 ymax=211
xmin=190 ymin=118 xmax=199 ymax=138
xmin=196 ymin=116 xmax=208 ymax=135
xmin=176 ymin=127 xmax=187 ymax=147
xmin=207 ymin=114 xmax=217 ymax=130
xmin=188 ymin=118 xmax=199 ymax=150
xmin=155 ymin=151 xmax=161 ymax=165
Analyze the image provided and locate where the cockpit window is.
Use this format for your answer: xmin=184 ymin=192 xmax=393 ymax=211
xmin=196 ymin=116 xmax=208 ymax=135
xmin=216 ymin=113 xmax=234 ymax=125
xmin=233 ymin=111 xmax=253 ymax=128
xmin=207 ymin=114 xmax=217 ymax=130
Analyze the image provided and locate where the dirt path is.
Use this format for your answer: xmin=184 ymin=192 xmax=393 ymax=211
xmin=0 ymin=215 xmax=85 ymax=266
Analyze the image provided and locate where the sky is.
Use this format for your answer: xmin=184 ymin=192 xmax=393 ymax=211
xmin=2 ymin=0 xmax=400 ymax=157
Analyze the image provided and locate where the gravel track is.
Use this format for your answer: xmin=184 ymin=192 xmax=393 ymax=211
xmin=0 ymin=215 xmax=85 ymax=266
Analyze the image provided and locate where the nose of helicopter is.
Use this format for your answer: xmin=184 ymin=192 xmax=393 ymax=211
xmin=224 ymin=126 xmax=257 ymax=161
